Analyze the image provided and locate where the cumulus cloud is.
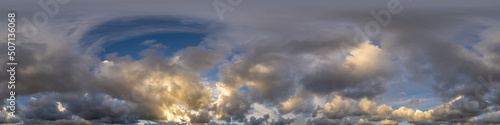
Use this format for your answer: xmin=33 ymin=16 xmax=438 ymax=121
xmin=379 ymin=119 xmax=399 ymax=125
xmin=1 ymin=16 xmax=223 ymax=124
xmin=308 ymin=94 xmax=496 ymax=124
xmin=213 ymin=83 xmax=252 ymax=122
xmin=269 ymin=116 xmax=295 ymax=125
xmin=429 ymin=96 xmax=488 ymax=123
xmin=95 ymin=46 xmax=223 ymax=122
xmin=480 ymin=110 xmax=500 ymax=124
xmin=309 ymin=95 xmax=394 ymax=124
xmin=358 ymin=119 xmax=374 ymax=125
xmin=276 ymin=92 xmax=314 ymax=114
xmin=215 ymin=38 xmax=394 ymax=119
xmin=20 ymin=95 xmax=72 ymax=121
xmin=390 ymin=107 xmax=431 ymax=123
xmin=247 ymin=114 xmax=270 ymax=125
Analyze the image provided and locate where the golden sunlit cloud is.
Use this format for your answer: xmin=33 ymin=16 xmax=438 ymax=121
xmin=343 ymin=41 xmax=392 ymax=76
xmin=57 ymin=102 xmax=66 ymax=112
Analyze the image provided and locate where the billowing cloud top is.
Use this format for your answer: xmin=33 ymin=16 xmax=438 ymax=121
xmin=1 ymin=0 xmax=500 ymax=124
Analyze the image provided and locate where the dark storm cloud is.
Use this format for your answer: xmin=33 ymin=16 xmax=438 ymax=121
xmin=408 ymin=98 xmax=421 ymax=105
xmin=269 ymin=116 xmax=295 ymax=125
xmin=0 ymin=36 xmax=97 ymax=96
xmin=374 ymin=2 xmax=500 ymax=101
xmin=301 ymin=71 xmax=389 ymax=99
xmin=59 ymin=93 xmax=137 ymax=123
xmin=215 ymin=89 xmax=253 ymax=122
xmin=215 ymin=28 xmax=394 ymax=110
xmin=246 ymin=114 xmax=269 ymax=125
xmin=24 ymin=119 xmax=92 ymax=125
xmin=188 ymin=110 xmax=212 ymax=123
xmin=0 ymin=15 xmax=223 ymax=123
xmin=373 ymin=5 xmax=500 ymax=123
xmin=306 ymin=117 xmax=356 ymax=125
xmin=429 ymin=96 xmax=489 ymax=123
xmin=18 ymin=93 xmax=135 ymax=124
xmin=19 ymin=94 xmax=72 ymax=121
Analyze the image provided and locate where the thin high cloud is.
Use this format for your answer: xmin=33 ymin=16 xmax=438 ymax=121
xmin=1 ymin=0 xmax=500 ymax=124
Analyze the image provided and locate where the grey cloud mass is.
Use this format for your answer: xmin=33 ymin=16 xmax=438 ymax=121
xmin=1 ymin=0 xmax=500 ymax=124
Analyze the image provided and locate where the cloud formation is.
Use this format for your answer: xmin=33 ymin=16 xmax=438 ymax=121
xmin=1 ymin=0 xmax=500 ymax=124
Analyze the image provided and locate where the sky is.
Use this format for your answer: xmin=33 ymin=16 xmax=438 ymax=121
xmin=1 ymin=0 xmax=500 ymax=125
